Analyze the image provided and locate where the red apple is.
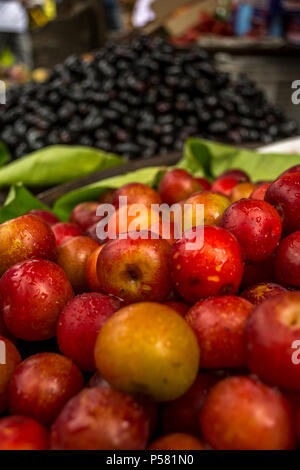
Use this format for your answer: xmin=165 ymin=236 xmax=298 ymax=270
xmin=0 ymin=214 xmax=57 ymax=276
xmin=97 ymin=235 xmax=172 ymax=304
xmin=57 ymin=293 xmax=122 ymax=372
xmin=9 ymin=353 xmax=84 ymax=425
xmin=183 ymin=191 xmax=230 ymax=231
xmin=265 ymin=172 xmax=300 ymax=234
xmin=212 ymin=176 xmax=240 ymax=197
xmin=162 ymin=373 xmax=218 ymax=436
xmin=186 ymin=296 xmax=253 ymax=369
xmin=241 ymin=282 xmax=288 ymax=305
xmin=250 ymin=183 xmax=271 ymax=201
xmin=246 ymin=291 xmax=300 ymax=390
xmin=69 ymin=201 xmax=102 ymax=232
xmin=158 ymin=169 xmax=203 ymax=205
xmin=0 ymin=416 xmax=49 ymax=450
xmin=148 ymin=433 xmax=206 ymax=450
xmin=0 ymin=337 xmax=21 ymax=413
xmin=52 ymin=222 xmax=83 ymax=246
xmin=170 ymin=226 xmax=244 ymax=303
xmin=112 ymin=183 xmax=162 ymax=208
xmin=0 ymin=259 xmax=74 ymax=341
xmin=50 ymin=387 xmax=150 ymax=450
xmin=28 ymin=209 xmax=60 ymax=226
xmin=275 ymin=231 xmax=300 ymax=288
xmin=200 ymin=376 xmax=295 ymax=450
xmin=221 ymin=199 xmax=282 ymax=262
xmin=57 ymin=236 xmax=99 ymax=293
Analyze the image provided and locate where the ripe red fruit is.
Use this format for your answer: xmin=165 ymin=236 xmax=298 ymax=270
xmin=86 ymin=245 xmax=105 ymax=292
xmin=57 ymin=236 xmax=99 ymax=293
xmin=230 ymin=182 xmax=257 ymax=202
xmin=57 ymin=293 xmax=122 ymax=372
xmin=158 ymin=169 xmax=203 ymax=205
xmin=9 ymin=353 xmax=84 ymax=426
xmin=186 ymin=296 xmax=253 ymax=369
xmin=221 ymin=199 xmax=282 ymax=262
xmin=220 ymin=169 xmax=250 ymax=182
xmin=52 ymin=222 xmax=83 ymax=246
xmin=241 ymin=282 xmax=288 ymax=305
xmin=69 ymin=202 xmax=102 ymax=232
xmin=246 ymin=291 xmax=300 ymax=390
xmin=50 ymin=387 xmax=150 ymax=450
xmin=196 ymin=177 xmax=211 ymax=191
xmin=241 ymin=255 xmax=276 ymax=289
xmin=97 ymin=235 xmax=172 ymax=304
xmin=0 ymin=259 xmax=74 ymax=341
xmin=0 ymin=416 xmax=49 ymax=450
xmin=212 ymin=177 xmax=240 ymax=197
xmin=163 ymin=301 xmax=190 ymax=317
xmin=281 ymin=165 xmax=300 ymax=176
xmin=162 ymin=373 xmax=218 ymax=436
xmin=0 ymin=337 xmax=21 ymax=413
xmin=112 ymin=183 xmax=162 ymax=208
xmin=148 ymin=433 xmax=206 ymax=450
xmin=28 ymin=209 xmax=60 ymax=226
xmin=200 ymin=376 xmax=295 ymax=450
xmin=170 ymin=226 xmax=244 ymax=303
xmin=275 ymin=231 xmax=300 ymax=288
xmin=250 ymin=183 xmax=271 ymax=201
xmin=265 ymin=172 xmax=300 ymax=234
xmin=0 ymin=214 xmax=57 ymax=276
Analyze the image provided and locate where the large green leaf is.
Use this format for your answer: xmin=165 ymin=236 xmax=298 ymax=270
xmin=0 ymin=183 xmax=50 ymax=224
xmin=0 ymin=145 xmax=124 ymax=188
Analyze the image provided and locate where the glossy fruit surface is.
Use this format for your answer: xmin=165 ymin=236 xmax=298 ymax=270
xmin=9 ymin=353 xmax=84 ymax=425
xmin=70 ymin=202 xmax=102 ymax=232
xmin=0 ymin=337 xmax=21 ymax=413
xmin=0 ymin=259 xmax=74 ymax=341
xmin=275 ymin=231 xmax=300 ymax=287
xmin=148 ymin=433 xmax=206 ymax=450
xmin=0 ymin=416 xmax=49 ymax=450
xmin=86 ymin=245 xmax=105 ymax=292
xmin=52 ymin=222 xmax=83 ymax=246
xmin=28 ymin=209 xmax=60 ymax=226
xmin=230 ymin=183 xmax=257 ymax=202
xmin=94 ymin=302 xmax=200 ymax=402
xmin=183 ymin=191 xmax=230 ymax=231
xmin=241 ymin=282 xmax=287 ymax=305
xmin=112 ymin=183 xmax=162 ymax=207
xmin=158 ymin=169 xmax=202 ymax=205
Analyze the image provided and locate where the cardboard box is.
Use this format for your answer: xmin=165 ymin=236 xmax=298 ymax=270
xmin=165 ymin=0 xmax=218 ymax=38
xmin=142 ymin=0 xmax=200 ymax=33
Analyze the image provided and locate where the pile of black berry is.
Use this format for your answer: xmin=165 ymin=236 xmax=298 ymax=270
xmin=0 ymin=35 xmax=298 ymax=160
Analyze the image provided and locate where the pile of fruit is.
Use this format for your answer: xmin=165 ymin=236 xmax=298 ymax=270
xmin=2 ymin=163 xmax=300 ymax=450
xmin=0 ymin=35 xmax=297 ymax=160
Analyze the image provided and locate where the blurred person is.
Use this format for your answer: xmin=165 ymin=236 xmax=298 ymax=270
xmin=103 ymin=0 xmax=123 ymax=32
xmin=0 ymin=0 xmax=33 ymax=68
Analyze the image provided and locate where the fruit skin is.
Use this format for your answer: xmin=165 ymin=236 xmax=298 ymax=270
xmin=162 ymin=373 xmax=218 ymax=436
xmin=52 ymin=222 xmax=83 ymax=246
xmin=200 ymin=376 xmax=295 ymax=450
xmin=196 ymin=177 xmax=211 ymax=191
xmin=57 ymin=293 xmax=122 ymax=372
xmin=112 ymin=183 xmax=162 ymax=208
xmin=69 ymin=202 xmax=102 ymax=232
xmin=97 ymin=235 xmax=172 ymax=304
xmin=241 ymin=255 xmax=276 ymax=289
xmin=0 ymin=337 xmax=21 ymax=413
xmin=0 ymin=416 xmax=49 ymax=450
xmin=246 ymin=291 xmax=300 ymax=390
xmin=265 ymin=172 xmax=300 ymax=234
xmin=57 ymin=236 xmax=99 ymax=293
xmin=221 ymin=199 xmax=282 ymax=262
xmin=170 ymin=226 xmax=244 ymax=303
xmin=0 ymin=259 xmax=74 ymax=341
xmin=158 ymin=169 xmax=203 ymax=205
xmin=230 ymin=182 xmax=257 ymax=202
xmin=9 ymin=353 xmax=84 ymax=426
xmin=148 ymin=433 xmax=206 ymax=450
xmin=164 ymin=301 xmax=190 ymax=317
xmin=241 ymin=282 xmax=288 ymax=305
xmin=106 ymin=204 xmax=161 ymax=240
xmin=275 ymin=231 xmax=300 ymax=288
xmin=86 ymin=245 xmax=105 ymax=292
xmin=28 ymin=209 xmax=60 ymax=226
xmin=0 ymin=214 xmax=57 ymax=276
xmin=220 ymin=169 xmax=250 ymax=182
xmin=186 ymin=296 xmax=253 ymax=369
xmin=212 ymin=177 xmax=241 ymax=197
xmin=94 ymin=302 xmax=200 ymax=402
xmin=50 ymin=386 xmax=150 ymax=450
xmin=250 ymin=183 xmax=270 ymax=201
xmin=183 ymin=191 xmax=230 ymax=231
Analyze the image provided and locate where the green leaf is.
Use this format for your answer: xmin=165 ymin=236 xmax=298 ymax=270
xmin=53 ymin=166 xmax=162 ymax=221
xmin=0 ymin=183 xmax=50 ymax=223
xmin=0 ymin=142 xmax=10 ymax=168
xmin=0 ymin=145 xmax=124 ymax=188
xmin=182 ymin=139 xmax=300 ymax=182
